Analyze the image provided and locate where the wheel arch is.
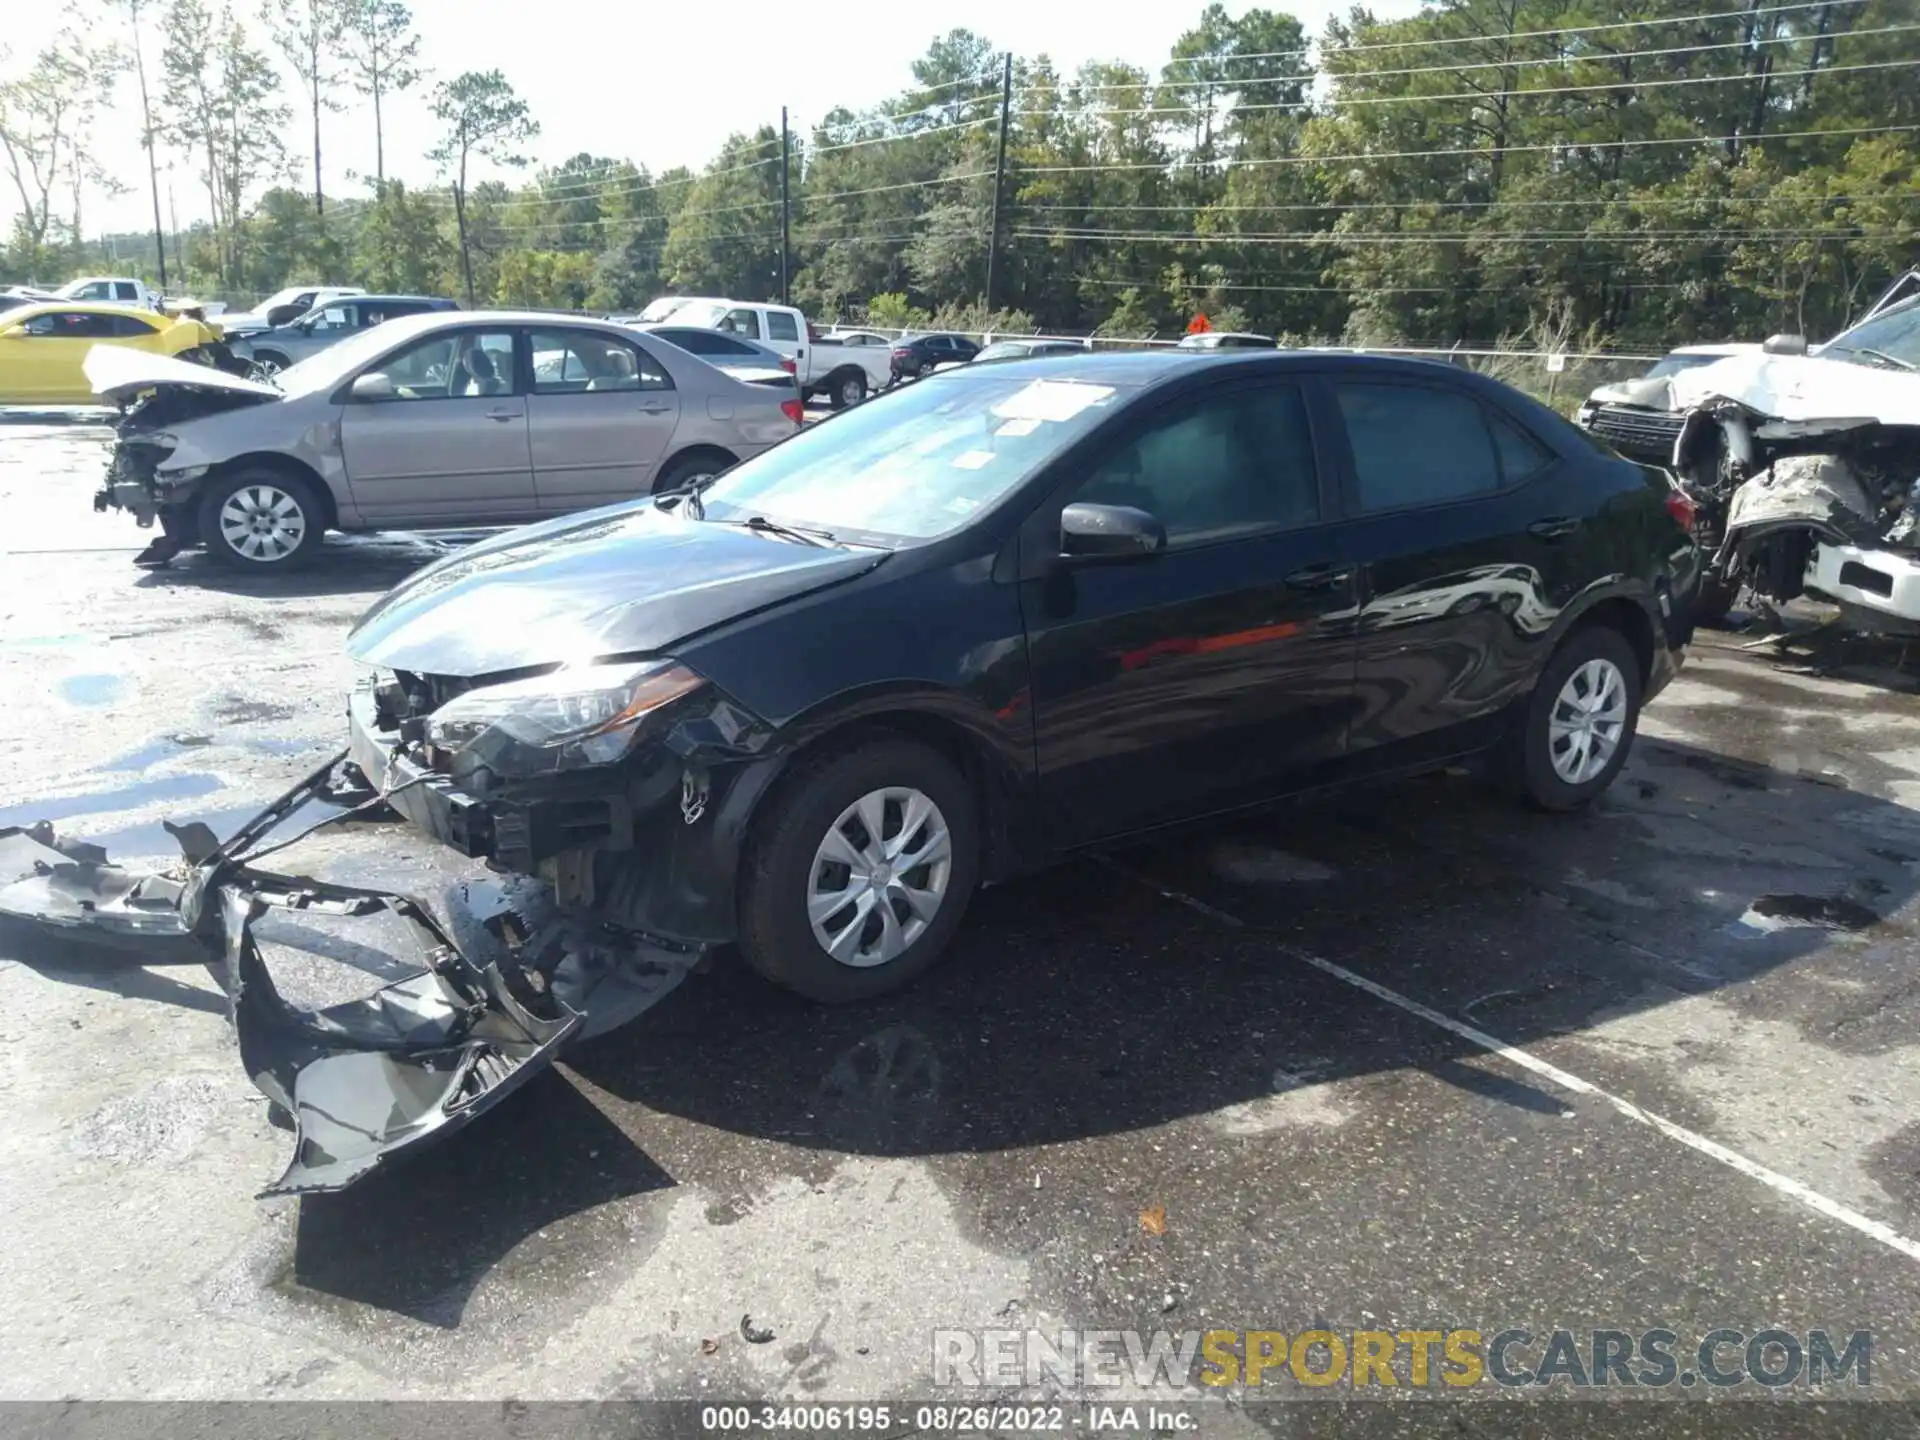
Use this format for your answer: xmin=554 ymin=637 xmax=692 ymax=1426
xmin=1556 ymin=588 xmax=1658 ymax=688
xmin=655 ymin=443 xmax=740 ymax=493
xmin=747 ymin=694 xmax=1030 ymax=887
xmin=208 ymin=451 xmax=338 ymax=530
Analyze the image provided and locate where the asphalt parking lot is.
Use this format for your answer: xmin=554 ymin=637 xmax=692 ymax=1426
xmin=5 ymin=412 xmax=1920 ymax=1431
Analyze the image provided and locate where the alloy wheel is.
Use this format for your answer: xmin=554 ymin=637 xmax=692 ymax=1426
xmin=1547 ymin=657 xmax=1627 ymax=785
xmin=808 ymin=786 xmax=953 ymax=967
xmin=218 ymin=482 xmax=307 ymax=563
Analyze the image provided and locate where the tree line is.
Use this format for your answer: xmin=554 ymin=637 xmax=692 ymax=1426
xmin=3 ymin=0 xmax=1916 ymax=351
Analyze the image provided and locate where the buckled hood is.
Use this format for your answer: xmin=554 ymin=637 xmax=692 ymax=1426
xmin=347 ymin=500 xmax=886 ymax=677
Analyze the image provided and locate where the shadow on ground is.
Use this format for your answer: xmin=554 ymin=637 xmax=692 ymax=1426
xmin=5 ymin=734 xmax=1913 ymax=1324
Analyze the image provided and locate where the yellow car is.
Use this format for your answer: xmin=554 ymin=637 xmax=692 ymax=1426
xmin=0 ymin=302 xmax=225 ymax=405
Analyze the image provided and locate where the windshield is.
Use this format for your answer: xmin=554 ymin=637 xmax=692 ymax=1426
xmin=698 ymin=372 xmax=1129 ymax=541
xmin=1644 ymin=353 xmax=1723 ymax=379
xmin=663 ymin=300 xmax=727 ymax=327
xmin=1822 ymin=299 xmax=1920 ymax=370
xmin=637 ymin=296 xmax=692 ymax=322
xmin=257 ymin=287 xmax=308 ymax=312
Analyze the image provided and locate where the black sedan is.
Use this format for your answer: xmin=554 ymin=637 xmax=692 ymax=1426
xmin=890 ymin=331 xmax=979 ymax=379
xmin=345 ymin=351 xmax=1699 ymax=1004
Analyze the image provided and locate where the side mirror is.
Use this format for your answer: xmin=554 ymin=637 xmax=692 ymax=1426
xmin=1762 ymin=333 xmax=1808 ymax=356
xmin=350 ymin=372 xmax=396 ymax=402
xmin=266 ymin=302 xmax=306 ymax=327
xmin=1060 ymin=502 xmax=1166 ymax=561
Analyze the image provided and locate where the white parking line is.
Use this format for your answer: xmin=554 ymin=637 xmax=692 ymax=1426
xmin=1102 ymin=857 xmax=1920 ymax=1268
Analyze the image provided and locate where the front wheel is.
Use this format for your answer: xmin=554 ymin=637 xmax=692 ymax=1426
xmin=1505 ymin=625 xmax=1643 ymax=812
xmin=196 ymin=468 xmax=323 ymax=569
xmin=247 ymin=351 xmax=290 ymax=382
xmin=737 ymin=736 xmax=980 ymax=1003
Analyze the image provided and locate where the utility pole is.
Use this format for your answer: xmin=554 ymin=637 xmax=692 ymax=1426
xmin=984 ymin=52 xmax=1013 ymax=321
xmin=779 ymin=107 xmax=791 ymax=306
xmin=167 ymin=181 xmax=182 ymax=283
xmin=128 ymin=1 xmax=168 ymax=289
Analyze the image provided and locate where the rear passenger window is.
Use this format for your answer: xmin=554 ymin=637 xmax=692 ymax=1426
xmin=766 ymin=311 xmax=799 ymax=342
xmin=1488 ymin=410 xmax=1554 ymax=482
xmin=109 ymin=314 xmax=160 ymax=337
xmin=1335 ymin=383 xmax=1503 ymax=512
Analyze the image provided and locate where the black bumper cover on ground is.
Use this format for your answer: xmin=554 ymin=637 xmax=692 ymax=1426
xmin=0 ymin=750 xmax=694 ymax=1197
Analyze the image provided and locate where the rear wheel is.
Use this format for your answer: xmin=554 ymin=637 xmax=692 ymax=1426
xmin=1505 ymin=625 xmax=1643 ymax=812
xmin=653 ymin=449 xmax=733 ymax=495
xmin=197 ymin=468 xmax=323 ymax=569
xmin=829 ymin=370 xmax=867 ymax=410
xmin=737 ymin=735 xmax=979 ymax=1003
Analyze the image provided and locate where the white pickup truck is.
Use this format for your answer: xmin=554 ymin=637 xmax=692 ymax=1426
xmin=56 ymin=276 xmax=167 ymax=310
xmin=652 ymin=298 xmax=892 ymax=408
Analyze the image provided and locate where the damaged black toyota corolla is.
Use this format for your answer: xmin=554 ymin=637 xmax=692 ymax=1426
xmin=4 ymin=351 xmax=1697 ymax=1194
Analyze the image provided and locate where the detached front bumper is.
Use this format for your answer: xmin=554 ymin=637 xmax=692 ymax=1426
xmin=0 ymin=751 xmax=697 ymax=1197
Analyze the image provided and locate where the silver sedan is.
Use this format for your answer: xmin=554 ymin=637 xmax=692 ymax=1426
xmin=87 ymin=311 xmax=803 ymax=569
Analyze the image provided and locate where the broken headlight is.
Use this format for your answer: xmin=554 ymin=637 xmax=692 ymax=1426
xmin=424 ymin=661 xmax=706 ymax=772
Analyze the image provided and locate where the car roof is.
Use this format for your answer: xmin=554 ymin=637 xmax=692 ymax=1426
xmin=1669 ymin=343 xmax=1755 ymax=356
xmin=927 ymin=347 xmax=1501 ymax=391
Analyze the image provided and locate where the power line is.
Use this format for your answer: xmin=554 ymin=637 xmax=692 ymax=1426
xmin=1014 ymin=121 xmax=1920 ymax=175
xmin=1018 ymin=227 xmax=1912 ymax=244
xmin=1153 ymin=0 xmax=1869 ymax=73
xmin=1019 ymin=194 xmax=1900 ymax=215
xmin=1019 ymin=58 xmax=1920 ymax=120
xmin=1067 ymin=18 xmax=1918 ymax=95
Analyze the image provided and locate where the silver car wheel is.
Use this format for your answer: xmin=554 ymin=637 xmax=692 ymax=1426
xmin=218 ymin=482 xmax=307 ymax=563
xmin=247 ymin=356 xmax=284 ymax=381
xmin=1548 ymin=657 xmax=1627 ymax=785
xmin=808 ymin=786 xmax=953 ymax=968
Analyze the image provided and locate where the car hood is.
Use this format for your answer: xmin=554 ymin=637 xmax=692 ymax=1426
xmin=347 ymin=501 xmax=888 ymax=677
xmin=1667 ymin=352 xmax=1920 ymax=425
xmin=84 ymin=344 xmax=281 ymax=407
xmin=1586 ymin=375 xmax=1674 ymax=409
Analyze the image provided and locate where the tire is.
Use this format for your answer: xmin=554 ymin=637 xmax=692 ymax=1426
xmin=828 ymin=370 xmax=867 ymax=410
xmin=196 ymin=467 xmax=323 ymax=570
xmin=737 ymin=734 xmax=980 ymax=1003
xmin=653 ymin=449 xmax=733 ymax=495
xmin=1504 ymin=625 xmax=1643 ymax=812
xmin=247 ymin=350 xmax=290 ymax=381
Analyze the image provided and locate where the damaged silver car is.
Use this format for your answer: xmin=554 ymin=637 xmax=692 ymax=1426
xmin=85 ymin=313 xmax=801 ymax=571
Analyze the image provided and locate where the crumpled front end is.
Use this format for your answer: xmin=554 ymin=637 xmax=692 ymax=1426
xmin=1671 ymin=359 xmax=1920 ymax=628
xmin=0 ymin=752 xmax=703 ymax=1197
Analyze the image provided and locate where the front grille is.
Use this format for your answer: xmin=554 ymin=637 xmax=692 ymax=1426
xmin=1589 ymin=404 xmax=1685 ymax=459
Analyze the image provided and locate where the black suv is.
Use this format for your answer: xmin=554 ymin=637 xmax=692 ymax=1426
xmin=891 ymin=332 xmax=980 ymax=379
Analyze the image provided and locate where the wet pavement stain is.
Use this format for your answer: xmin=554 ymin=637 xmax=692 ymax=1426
xmin=1726 ymin=892 xmax=1882 ymax=939
xmin=58 ymin=673 xmax=126 ymax=708
xmin=0 ymin=772 xmax=225 ymax=830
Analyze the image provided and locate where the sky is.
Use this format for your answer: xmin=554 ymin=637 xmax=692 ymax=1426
xmin=5 ymin=0 xmax=1425 ymax=244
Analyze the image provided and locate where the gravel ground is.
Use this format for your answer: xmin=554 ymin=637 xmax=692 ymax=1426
xmin=4 ymin=411 xmax=1920 ymax=1436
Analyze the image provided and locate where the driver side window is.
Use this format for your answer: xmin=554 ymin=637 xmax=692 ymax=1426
xmin=1072 ymin=382 xmax=1320 ymax=543
xmin=369 ymin=329 xmax=517 ymax=400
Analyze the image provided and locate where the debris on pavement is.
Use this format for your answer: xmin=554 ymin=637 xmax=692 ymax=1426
xmin=0 ymin=748 xmax=706 ymax=1197
xmin=740 ymin=1315 xmax=776 ymax=1344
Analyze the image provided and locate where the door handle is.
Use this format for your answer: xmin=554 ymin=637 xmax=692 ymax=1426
xmin=639 ymin=402 xmax=672 ymax=414
xmin=1284 ymin=563 xmax=1354 ymax=591
xmin=1528 ymin=516 xmax=1581 ymax=539
xmin=484 ymin=407 xmax=520 ymax=422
